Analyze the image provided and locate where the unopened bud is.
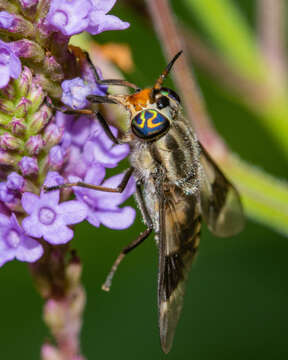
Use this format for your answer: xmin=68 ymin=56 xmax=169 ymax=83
xmin=0 ymin=150 xmax=17 ymax=166
xmin=43 ymin=56 xmax=64 ymax=82
xmin=0 ymin=13 xmax=33 ymax=37
xmin=28 ymin=104 xmax=52 ymax=134
xmin=18 ymin=156 xmax=38 ymax=176
xmin=15 ymin=97 xmax=32 ymax=118
xmin=16 ymin=66 xmax=32 ymax=98
xmin=48 ymin=145 xmax=65 ymax=169
xmin=11 ymin=39 xmax=44 ymax=62
xmin=0 ymin=133 xmax=23 ymax=151
xmin=7 ymin=172 xmax=24 ymax=191
xmin=26 ymin=135 xmax=45 ymax=155
xmin=10 ymin=117 xmax=27 ymax=136
xmin=19 ymin=0 xmax=39 ymax=8
xmin=43 ymin=124 xmax=63 ymax=148
xmin=27 ymin=83 xmax=45 ymax=113
xmin=66 ymin=258 xmax=82 ymax=289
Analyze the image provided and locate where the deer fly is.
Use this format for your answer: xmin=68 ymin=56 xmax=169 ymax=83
xmin=45 ymin=51 xmax=245 ymax=353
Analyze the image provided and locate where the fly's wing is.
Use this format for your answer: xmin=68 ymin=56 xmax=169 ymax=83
xmin=158 ymin=187 xmax=201 ymax=353
xmin=199 ymin=144 xmax=245 ymax=237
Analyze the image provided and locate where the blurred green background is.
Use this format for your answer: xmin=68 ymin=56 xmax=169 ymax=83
xmin=1 ymin=1 xmax=288 ymax=359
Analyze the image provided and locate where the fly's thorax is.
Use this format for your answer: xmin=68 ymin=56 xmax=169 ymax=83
xmin=149 ymin=117 xmax=202 ymax=193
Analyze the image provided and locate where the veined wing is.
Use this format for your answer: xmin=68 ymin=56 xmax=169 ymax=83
xmin=158 ymin=186 xmax=201 ymax=353
xmin=199 ymin=144 xmax=245 ymax=237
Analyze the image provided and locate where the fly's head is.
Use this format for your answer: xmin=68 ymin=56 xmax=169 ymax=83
xmin=87 ymin=51 xmax=183 ymax=143
xmin=125 ymin=86 xmax=181 ymax=142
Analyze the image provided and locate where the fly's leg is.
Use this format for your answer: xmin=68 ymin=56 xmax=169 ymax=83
xmin=44 ymin=167 xmax=134 ymax=193
xmin=102 ymin=183 xmax=153 ymax=291
xmin=45 ymin=99 xmax=122 ymax=144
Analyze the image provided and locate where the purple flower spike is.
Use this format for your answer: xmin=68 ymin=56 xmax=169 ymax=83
xmin=7 ymin=172 xmax=25 ymax=191
xmin=18 ymin=156 xmax=38 ymax=176
xmin=45 ymin=0 xmax=92 ymax=36
xmin=83 ymin=122 xmax=130 ymax=168
xmin=0 ymin=40 xmax=21 ymax=88
xmin=0 ymin=213 xmax=43 ymax=267
xmin=22 ymin=173 xmax=88 ymax=245
xmin=0 ymin=11 xmax=15 ymax=29
xmin=72 ymin=166 xmax=136 ymax=230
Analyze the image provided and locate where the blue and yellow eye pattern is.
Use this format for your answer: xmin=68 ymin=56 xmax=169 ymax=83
xmin=131 ymin=109 xmax=170 ymax=140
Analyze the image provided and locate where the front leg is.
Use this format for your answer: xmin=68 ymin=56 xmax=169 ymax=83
xmin=44 ymin=167 xmax=134 ymax=193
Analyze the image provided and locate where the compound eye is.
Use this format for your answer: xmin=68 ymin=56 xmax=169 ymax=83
xmin=156 ymin=96 xmax=170 ymax=110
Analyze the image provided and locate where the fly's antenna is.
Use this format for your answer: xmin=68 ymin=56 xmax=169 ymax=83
xmin=153 ymin=51 xmax=183 ymax=92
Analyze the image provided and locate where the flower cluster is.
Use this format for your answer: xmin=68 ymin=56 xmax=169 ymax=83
xmin=0 ymin=0 xmax=134 ymax=268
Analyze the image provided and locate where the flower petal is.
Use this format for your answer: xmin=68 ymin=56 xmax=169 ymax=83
xmin=22 ymin=214 xmax=43 ymax=238
xmin=22 ymin=192 xmax=39 ymax=214
xmin=58 ymin=200 xmax=87 ymax=225
xmin=15 ymin=236 xmax=44 ymax=263
xmin=98 ymin=173 xmax=136 ymax=207
xmin=97 ymin=206 xmax=136 ymax=230
xmin=0 ymin=249 xmax=15 ymax=267
xmin=92 ymin=0 xmax=117 ymax=13
xmin=44 ymin=225 xmax=73 ymax=245
xmin=87 ymin=12 xmax=129 ymax=35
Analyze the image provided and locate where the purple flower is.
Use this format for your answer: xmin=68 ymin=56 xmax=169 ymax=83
xmin=61 ymin=77 xmax=94 ymax=109
xmin=45 ymin=0 xmax=92 ymax=36
xmin=22 ymin=172 xmax=88 ymax=245
xmin=61 ymin=76 xmax=106 ymax=109
xmin=45 ymin=0 xmax=129 ymax=37
xmin=0 ymin=11 xmax=14 ymax=29
xmin=18 ymin=156 xmax=38 ymax=176
xmin=71 ymin=165 xmax=136 ymax=229
xmin=0 ymin=40 xmax=21 ymax=88
xmin=0 ymin=213 xmax=43 ymax=267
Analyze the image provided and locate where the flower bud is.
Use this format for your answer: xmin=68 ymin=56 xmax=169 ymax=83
xmin=11 ymin=39 xmax=44 ymax=62
xmin=48 ymin=145 xmax=65 ymax=168
xmin=0 ymin=13 xmax=33 ymax=37
xmin=0 ymin=150 xmax=17 ymax=166
xmin=15 ymin=97 xmax=32 ymax=118
xmin=10 ymin=117 xmax=27 ymax=136
xmin=18 ymin=156 xmax=38 ymax=176
xmin=28 ymin=104 xmax=52 ymax=134
xmin=7 ymin=172 xmax=24 ymax=191
xmin=43 ymin=55 xmax=64 ymax=82
xmin=27 ymin=82 xmax=45 ymax=113
xmin=26 ymin=135 xmax=45 ymax=155
xmin=43 ymin=124 xmax=63 ymax=148
xmin=19 ymin=0 xmax=38 ymax=8
xmin=0 ymin=182 xmax=15 ymax=202
xmin=16 ymin=66 xmax=32 ymax=98
xmin=0 ymin=133 xmax=23 ymax=151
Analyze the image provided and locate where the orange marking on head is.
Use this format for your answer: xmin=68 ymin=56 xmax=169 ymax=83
xmin=126 ymin=88 xmax=152 ymax=111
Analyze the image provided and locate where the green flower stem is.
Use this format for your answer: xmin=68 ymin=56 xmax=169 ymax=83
xmin=224 ymin=154 xmax=288 ymax=236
